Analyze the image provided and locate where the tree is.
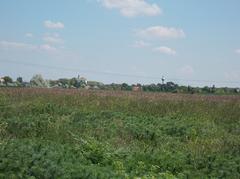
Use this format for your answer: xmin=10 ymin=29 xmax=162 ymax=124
xmin=165 ymin=82 xmax=178 ymax=92
xmin=70 ymin=78 xmax=79 ymax=88
xmin=211 ymin=85 xmax=216 ymax=93
xmin=121 ymin=83 xmax=131 ymax=91
xmin=17 ymin=77 xmax=23 ymax=84
xmin=30 ymin=74 xmax=49 ymax=88
xmin=3 ymin=76 xmax=13 ymax=85
xmin=58 ymin=79 xmax=69 ymax=85
xmin=78 ymin=77 xmax=87 ymax=88
xmin=202 ymin=86 xmax=210 ymax=93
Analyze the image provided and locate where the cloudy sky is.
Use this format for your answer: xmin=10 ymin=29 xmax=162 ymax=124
xmin=0 ymin=0 xmax=240 ymax=87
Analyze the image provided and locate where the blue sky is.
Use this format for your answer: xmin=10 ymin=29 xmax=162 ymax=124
xmin=0 ymin=0 xmax=240 ymax=87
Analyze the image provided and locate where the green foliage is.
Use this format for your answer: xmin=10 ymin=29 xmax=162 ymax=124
xmin=3 ymin=76 xmax=13 ymax=83
xmin=30 ymin=74 xmax=49 ymax=88
xmin=16 ymin=77 xmax=23 ymax=84
xmin=0 ymin=89 xmax=240 ymax=178
xmin=121 ymin=83 xmax=132 ymax=91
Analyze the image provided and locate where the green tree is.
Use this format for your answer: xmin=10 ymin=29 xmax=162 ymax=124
xmin=211 ymin=85 xmax=216 ymax=93
xmin=58 ymin=78 xmax=70 ymax=88
xmin=70 ymin=78 xmax=79 ymax=88
xmin=202 ymin=86 xmax=210 ymax=93
xmin=121 ymin=83 xmax=131 ymax=91
xmin=3 ymin=76 xmax=13 ymax=85
xmin=30 ymin=74 xmax=49 ymax=88
xmin=17 ymin=77 xmax=23 ymax=84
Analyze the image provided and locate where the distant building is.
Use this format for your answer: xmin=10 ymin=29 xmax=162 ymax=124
xmin=52 ymin=85 xmax=62 ymax=89
xmin=80 ymin=77 xmax=87 ymax=84
xmin=93 ymin=85 xmax=100 ymax=90
xmin=132 ymin=85 xmax=142 ymax=92
xmin=0 ymin=77 xmax=5 ymax=84
xmin=77 ymin=75 xmax=87 ymax=86
xmin=85 ymin=85 xmax=90 ymax=90
xmin=235 ymin=88 xmax=240 ymax=93
xmin=87 ymin=81 xmax=104 ymax=87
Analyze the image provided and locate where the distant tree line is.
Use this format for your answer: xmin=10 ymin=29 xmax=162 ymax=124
xmin=0 ymin=74 xmax=239 ymax=95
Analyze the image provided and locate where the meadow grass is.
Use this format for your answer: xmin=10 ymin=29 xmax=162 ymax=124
xmin=0 ymin=88 xmax=240 ymax=178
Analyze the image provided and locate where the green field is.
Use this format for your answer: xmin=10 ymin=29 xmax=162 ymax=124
xmin=0 ymin=88 xmax=240 ymax=178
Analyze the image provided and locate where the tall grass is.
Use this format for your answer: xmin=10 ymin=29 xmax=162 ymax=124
xmin=0 ymin=88 xmax=240 ymax=178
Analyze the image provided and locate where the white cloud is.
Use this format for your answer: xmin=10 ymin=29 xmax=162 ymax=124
xmin=44 ymin=20 xmax=65 ymax=29
xmin=235 ymin=49 xmax=240 ymax=54
xmin=153 ymin=46 xmax=176 ymax=55
xmin=0 ymin=41 xmax=57 ymax=53
xmin=132 ymin=40 xmax=150 ymax=48
xmin=136 ymin=26 xmax=185 ymax=39
xmin=43 ymin=34 xmax=64 ymax=44
xmin=25 ymin=33 xmax=33 ymax=38
xmin=179 ymin=65 xmax=194 ymax=76
xmin=0 ymin=41 xmax=36 ymax=50
xmin=40 ymin=44 xmax=57 ymax=52
xmin=98 ymin=0 xmax=161 ymax=17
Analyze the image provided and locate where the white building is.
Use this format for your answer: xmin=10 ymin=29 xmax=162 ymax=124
xmin=77 ymin=75 xmax=88 ymax=85
xmin=0 ymin=77 xmax=5 ymax=84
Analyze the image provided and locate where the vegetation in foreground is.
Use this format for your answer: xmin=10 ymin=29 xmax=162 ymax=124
xmin=0 ymin=88 xmax=240 ymax=178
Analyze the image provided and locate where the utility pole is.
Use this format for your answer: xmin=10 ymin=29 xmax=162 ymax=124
xmin=161 ymin=76 xmax=165 ymax=92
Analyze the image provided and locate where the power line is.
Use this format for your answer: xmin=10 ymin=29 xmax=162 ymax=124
xmin=0 ymin=59 xmax=239 ymax=85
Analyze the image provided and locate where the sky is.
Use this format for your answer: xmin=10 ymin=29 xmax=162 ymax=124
xmin=0 ymin=0 xmax=240 ymax=87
